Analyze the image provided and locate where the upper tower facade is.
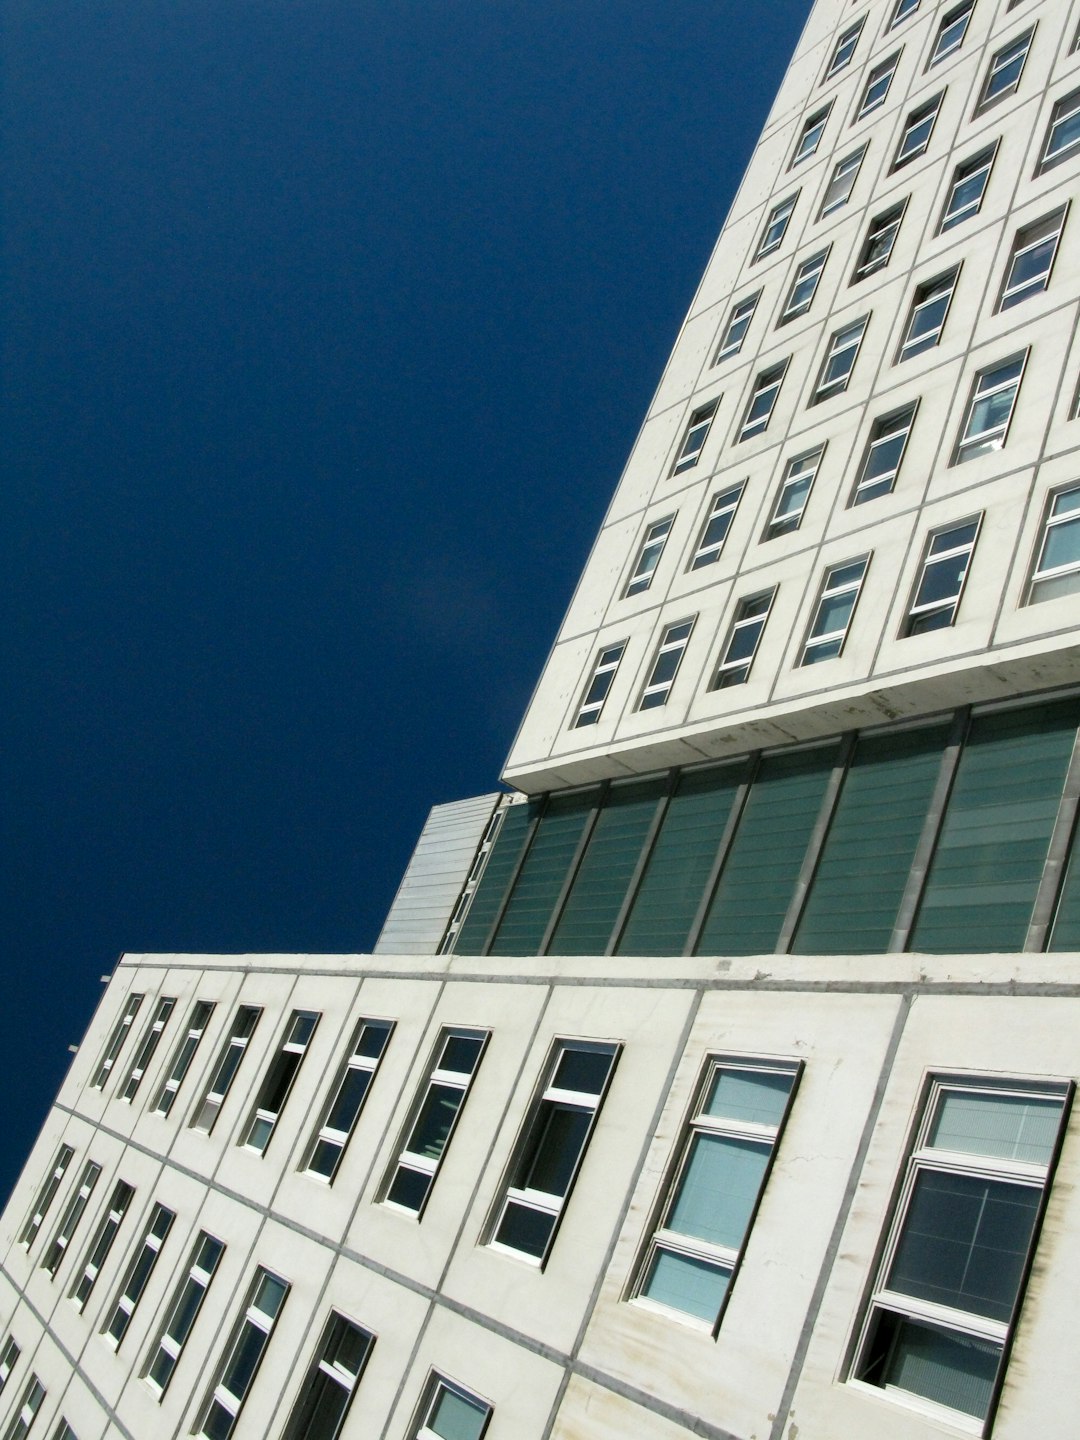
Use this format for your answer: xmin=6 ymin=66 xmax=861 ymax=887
xmin=504 ymin=0 xmax=1080 ymax=795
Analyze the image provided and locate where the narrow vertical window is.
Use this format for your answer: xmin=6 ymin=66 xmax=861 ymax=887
xmin=303 ymin=1018 xmax=394 ymax=1182
xmin=852 ymin=1078 xmax=1070 ymax=1428
xmin=670 ymin=399 xmax=718 ymax=475
xmin=738 ymin=361 xmax=788 ymax=439
xmin=801 ymin=557 xmax=870 ymax=665
xmin=713 ymin=292 xmax=759 ymax=362
xmin=489 ymin=1041 xmax=619 ymax=1265
xmin=851 ymin=403 xmax=917 ymax=506
xmin=41 ymin=1160 xmax=101 ymax=1278
xmin=189 ymin=1005 xmax=262 ymax=1134
xmin=754 ymin=195 xmax=797 ymax=261
xmin=825 ymin=18 xmax=864 ymax=79
xmin=764 ymin=447 xmax=823 ymax=539
xmin=689 ymin=485 xmax=743 ymax=570
xmin=102 ymin=1202 xmax=174 ymax=1348
xmin=638 ymin=619 xmax=695 ymax=710
xmin=791 ymin=105 xmax=830 ymax=165
xmin=633 ymin=1058 xmax=799 ymax=1328
xmin=381 ymin=1029 xmax=487 ymax=1216
xmin=119 ymin=997 xmax=175 ymax=1102
xmin=952 ymin=353 xmax=1026 ymax=463
xmin=1026 ymin=484 xmax=1080 ymax=604
xmin=280 ymin=1313 xmax=374 ymax=1440
xmin=903 ymin=517 xmax=981 ymax=635
xmin=2 ymin=1377 xmax=44 ymax=1440
xmin=0 ymin=1339 xmax=20 ymax=1396
xmin=70 ymin=1178 xmax=134 ymax=1311
xmin=938 ymin=145 xmax=996 ymax=232
xmin=197 ymin=1268 xmax=288 ymax=1440
xmin=143 ymin=1231 xmax=224 ymax=1396
xmin=152 ymin=999 xmax=215 ymax=1116
xmin=856 ymin=53 xmax=900 ymax=120
xmin=19 ymin=1143 xmax=74 ymax=1249
xmin=90 ymin=993 xmax=144 ymax=1090
xmin=780 ymin=249 xmax=828 ymax=323
xmin=929 ymin=0 xmax=974 ymax=66
xmin=897 ymin=267 xmax=959 ymax=361
xmin=819 ymin=146 xmax=865 ymax=217
xmin=240 ymin=1010 xmax=319 ymax=1155
xmin=624 ymin=516 xmax=675 ymax=597
xmin=976 ymin=27 xmax=1033 ymax=111
xmin=812 ymin=318 xmax=867 ymax=402
xmin=852 ymin=202 xmax=905 ymax=281
xmin=891 ymin=92 xmax=942 ymax=169
xmin=711 ymin=590 xmax=776 ymax=689
xmin=412 ymin=1377 xmax=491 ymax=1440
xmin=573 ymin=642 xmax=626 ymax=727
xmin=996 ymin=207 xmax=1066 ymax=311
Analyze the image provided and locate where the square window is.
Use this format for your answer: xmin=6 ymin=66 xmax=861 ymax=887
xmin=625 ymin=516 xmax=675 ymax=597
xmin=890 ymin=0 xmax=921 ymax=27
xmin=780 ymin=249 xmax=829 ymax=324
xmin=929 ymin=0 xmax=974 ymax=66
xmin=764 ymin=446 xmax=824 ymax=539
xmin=976 ymin=27 xmax=1033 ymax=112
xmin=792 ymin=105 xmax=831 ymax=165
xmin=938 ymin=144 xmax=996 ymax=233
xmin=812 ymin=317 xmax=867 ymax=402
xmin=714 ymin=292 xmax=760 ymax=363
xmin=897 ymin=267 xmax=959 ymax=362
xmin=755 ymin=194 xmax=798 ymax=261
xmin=671 ymin=399 xmax=718 ymax=475
xmin=857 ymin=53 xmax=901 ymax=120
xmin=996 ymin=206 xmax=1067 ymax=311
xmin=711 ymin=591 xmax=777 ymax=689
xmin=639 ymin=618 xmax=696 ymax=710
xmin=800 ymin=557 xmax=869 ymax=665
xmin=851 ymin=403 xmax=917 ymax=506
xmin=574 ymin=642 xmax=626 ymax=728
xmin=903 ymin=516 xmax=981 ymax=635
xmin=414 ymin=1377 xmax=490 ymax=1440
xmin=825 ymin=19 xmax=864 ymax=79
xmin=1027 ymin=484 xmax=1080 ymax=604
xmin=891 ymin=93 xmax=942 ymax=171
xmin=852 ymin=202 xmax=906 ymax=282
xmin=739 ymin=361 xmax=788 ymax=440
xmin=819 ymin=145 xmax=866 ymax=216
xmin=953 ymin=353 xmax=1026 ymax=463
xmin=1038 ymin=86 xmax=1080 ymax=173
xmin=689 ymin=485 xmax=743 ymax=570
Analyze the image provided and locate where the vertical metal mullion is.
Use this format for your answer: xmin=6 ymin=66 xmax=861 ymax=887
xmin=482 ymin=796 xmax=547 ymax=956
xmin=777 ymin=733 xmax=855 ymax=954
xmin=888 ymin=705 xmax=970 ymax=953
xmin=1026 ymin=724 xmax=1080 ymax=951
xmin=539 ymin=784 xmax=608 ymax=956
xmin=685 ymin=753 xmax=759 ymax=957
xmin=605 ymin=770 xmax=678 ymax=957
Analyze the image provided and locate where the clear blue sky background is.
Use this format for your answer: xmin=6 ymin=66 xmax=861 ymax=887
xmin=1 ymin=0 xmax=811 ymax=1202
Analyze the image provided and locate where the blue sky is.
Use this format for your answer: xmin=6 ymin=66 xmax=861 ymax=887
xmin=1 ymin=0 xmax=811 ymax=1200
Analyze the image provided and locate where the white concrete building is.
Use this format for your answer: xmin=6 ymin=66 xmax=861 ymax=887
xmin=4 ymin=2 xmax=1080 ymax=1438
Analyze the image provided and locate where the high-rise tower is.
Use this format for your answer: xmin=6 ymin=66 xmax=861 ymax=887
xmin=3 ymin=2 xmax=1080 ymax=1439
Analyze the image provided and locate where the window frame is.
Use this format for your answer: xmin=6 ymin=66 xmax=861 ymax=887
xmin=573 ymin=641 xmax=626 ymax=728
xmin=624 ymin=515 xmax=675 ymax=597
xmin=852 ymin=201 xmax=906 ymax=282
xmin=779 ymin=248 xmax=829 ymax=324
xmin=689 ymin=484 xmax=744 ymax=571
xmin=714 ymin=292 xmax=759 ymax=363
xmin=897 ymin=266 xmax=960 ymax=363
xmin=101 ymin=1202 xmax=174 ymax=1349
xmin=90 ymin=993 xmax=144 ymax=1090
xmin=239 ymin=1009 xmax=319 ymax=1156
xmin=889 ymin=0 xmax=921 ymax=27
xmin=764 ymin=446 xmax=824 ymax=540
xmin=1026 ymin=483 xmax=1080 ymax=604
xmin=738 ymin=360 xmax=788 ymax=440
xmin=938 ymin=144 xmax=996 ymax=233
xmin=929 ymin=0 xmax=974 ymax=67
xmin=791 ymin=104 xmax=831 ymax=166
xmin=975 ymin=26 xmax=1034 ymax=114
xmin=824 ymin=18 xmax=864 ymax=80
xmin=800 ymin=556 xmax=870 ymax=665
xmin=302 ymin=1017 xmax=394 ymax=1183
xmin=638 ymin=618 xmax=696 ymax=710
xmin=69 ymin=1178 xmax=134 ymax=1312
xmin=1037 ymin=86 xmax=1080 ymax=174
xmin=196 ymin=1267 xmax=289 ymax=1440
xmin=812 ymin=317 xmax=868 ymax=403
xmin=280 ymin=1311 xmax=375 ymax=1440
xmin=143 ymin=1230 xmax=224 ymax=1398
xmin=670 ymin=399 xmax=719 ymax=475
xmin=851 ymin=403 xmax=918 ymax=506
xmin=711 ymin=590 xmax=777 ymax=689
xmin=891 ymin=92 xmax=943 ymax=170
xmin=119 ymin=997 xmax=176 ymax=1103
xmin=189 ymin=1004 xmax=262 ymax=1134
xmin=819 ymin=145 xmax=866 ymax=217
xmin=41 ymin=1159 xmax=101 ymax=1279
xmin=902 ymin=516 xmax=982 ymax=636
xmin=413 ymin=1375 xmax=492 ymax=1440
xmin=995 ymin=205 xmax=1067 ymax=312
xmin=151 ymin=999 xmax=215 ymax=1117
xmin=754 ymin=194 xmax=798 ymax=262
xmin=856 ymin=52 xmax=901 ymax=121
xmin=19 ymin=1144 xmax=74 ymax=1249
xmin=952 ymin=352 xmax=1026 ymax=465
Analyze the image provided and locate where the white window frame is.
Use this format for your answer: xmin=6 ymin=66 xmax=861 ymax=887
xmin=1026 ymin=483 xmax=1080 ymax=604
xmin=119 ymin=997 xmax=175 ymax=1103
xmin=897 ymin=266 xmax=959 ymax=362
xmin=152 ymin=999 xmax=215 ymax=1116
xmin=852 ymin=201 xmax=906 ymax=281
xmin=813 ymin=317 xmax=867 ymax=402
xmin=689 ymin=485 xmax=743 ymax=570
xmin=738 ymin=360 xmax=788 ymax=440
xmin=638 ymin=618 xmax=696 ymax=711
xmin=929 ymin=0 xmax=973 ymax=67
xmin=41 ymin=1160 xmax=101 ymax=1278
xmin=780 ymin=249 xmax=828 ymax=325
xmin=280 ymin=1312 xmax=375 ymax=1440
xmin=800 ymin=556 xmax=870 ymax=665
xmin=819 ymin=146 xmax=865 ymax=217
xmin=754 ymin=195 xmax=797 ymax=262
xmin=573 ymin=641 xmax=626 ymax=728
xmin=670 ymin=399 xmax=718 ymax=475
xmin=764 ymin=446 xmax=824 ymax=540
xmin=20 ymin=1144 xmax=74 ymax=1249
xmin=302 ymin=1017 xmax=394 ymax=1182
xmin=851 ymin=403 xmax=917 ymax=506
xmin=1038 ymin=86 xmax=1080 ymax=173
xmin=856 ymin=52 xmax=900 ymax=120
xmin=952 ymin=353 xmax=1026 ymax=464
xmin=413 ymin=1375 xmax=491 ymax=1440
xmin=143 ymin=1230 xmax=224 ymax=1397
xmin=938 ymin=144 xmax=996 ymax=233
xmin=825 ymin=18 xmax=864 ymax=80
xmin=90 ymin=993 xmax=144 ymax=1090
xmin=2 ymin=1377 xmax=44 ymax=1440
xmin=196 ymin=1268 xmax=288 ymax=1440
xmin=69 ymin=1178 xmax=134 ymax=1312
xmin=711 ymin=590 xmax=776 ymax=690
xmin=101 ymin=1202 xmax=174 ymax=1349
xmin=976 ymin=26 xmax=1034 ymax=113
xmin=996 ymin=206 xmax=1067 ymax=312
xmin=624 ymin=515 xmax=675 ymax=597
xmin=889 ymin=0 xmax=921 ymax=28
xmin=0 ymin=1338 xmax=19 ymax=1397
xmin=714 ymin=292 xmax=759 ymax=363
xmin=791 ymin=105 xmax=831 ymax=166
xmin=189 ymin=1004 xmax=262 ymax=1134
xmin=903 ymin=516 xmax=982 ymax=636
xmin=891 ymin=92 xmax=942 ymax=170
xmin=240 ymin=1009 xmax=319 ymax=1155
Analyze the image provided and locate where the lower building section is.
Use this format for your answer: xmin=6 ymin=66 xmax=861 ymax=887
xmin=0 ymin=949 xmax=1078 ymax=1440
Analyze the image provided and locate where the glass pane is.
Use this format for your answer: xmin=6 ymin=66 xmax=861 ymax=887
xmin=879 ymin=1315 xmax=999 ymax=1419
xmin=440 ymin=1035 xmax=483 ymax=1074
xmin=223 ymin=1322 xmax=267 ymax=1397
xmin=521 ymin=1105 xmax=591 ymax=1196
xmin=642 ymin=1248 xmax=730 ymax=1324
xmin=386 ymin=1165 xmax=431 ymax=1212
xmin=1042 ymin=513 xmax=1080 ymax=573
xmin=703 ymin=1068 xmax=793 ymax=1126
xmin=668 ymin=1134 xmax=770 ymax=1248
xmin=929 ymin=1091 xmax=1062 ymax=1164
xmin=494 ymin=1200 xmax=556 ymax=1258
xmin=454 ymin=803 xmax=537 ymax=954
xmin=429 ymin=1387 xmax=488 ymax=1440
xmin=552 ymin=1047 xmax=613 ymax=1096
xmin=407 ymin=1085 xmax=463 ymax=1161
xmin=325 ymin=1069 xmax=372 ymax=1134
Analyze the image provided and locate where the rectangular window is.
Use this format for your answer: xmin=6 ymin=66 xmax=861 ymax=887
xmin=2 ymin=1378 xmax=44 ymax=1440
xmin=0 ymin=1339 xmax=18 ymax=1397
xmin=764 ymin=446 xmax=823 ymax=539
xmin=739 ymin=360 xmax=788 ymax=439
xmin=977 ymin=27 xmax=1033 ymax=111
xmin=714 ymin=292 xmax=759 ymax=362
xmin=413 ymin=1377 xmax=491 ymax=1440
xmin=996 ymin=206 xmax=1066 ymax=311
xmin=638 ymin=619 xmax=695 ymax=710
xmin=573 ymin=642 xmax=626 ymax=727
xmin=143 ymin=1230 xmax=224 ymax=1397
xmin=852 ymin=202 xmax=905 ymax=281
xmin=303 ymin=1018 xmax=393 ymax=1182
xmin=240 ymin=1009 xmax=319 ymax=1155
xmin=711 ymin=591 xmax=776 ymax=689
xmin=281 ymin=1313 xmax=374 ymax=1440
xmin=813 ymin=317 xmax=867 ymax=402
xmin=41 ymin=1160 xmax=100 ymax=1278
xmin=689 ymin=485 xmax=743 ymax=569
xmin=197 ymin=1268 xmax=288 ymax=1440
xmin=852 ymin=1077 xmax=1070 ymax=1428
xmin=819 ymin=146 xmax=865 ymax=216
xmin=1038 ymin=86 xmax=1080 ymax=173
xmin=792 ymin=105 xmax=830 ymax=165
xmin=119 ymin=997 xmax=175 ymax=1103
xmin=851 ymin=403 xmax=917 ymax=505
xmin=903 ymin=517 xmax=981 ymax=635
xmin=381 ymin=1029 xmax=487 ymax=1216
xmin=825 ymin=18 xmax=863 ymax=79
xmin=857 ymin=52 xmax=900 ymax=120
xmin=70 ymin=1178 xmax=134 ymax=1312
xmin=754 ymin=195 xmax=797 ymax=261
xmin=890 ymin=0 xmax=921 ymax=26
xmin=102 ymin=1203 xmax=174 ymax=1349
xmin=152 ymin=999 xmax=215 ymax=1117
xmin=801 ymin=557 xmax=869 ymax=665
xmin=930 ymin=0 xmax=973 ymax=65
xmin=624 ymin=516 xmax=674 ymax=597
xmin=91 ymin=993 xmax=144 ymax=1090
xmin=780 ymin=249 xmax=828 ymax=323
xmin=953 ymin=353 xmax=1025 ymax=464
xmin=19 ymin=1144 xmax=74 ymax=1249
xmin=489 ymin=1041 xmax=618 ymax=1265
xmin=189 ymin=1005 xmax=262 ymax=1134
xmin=891 ymin=92 xmax=942 ymax=169
xmin=938 ymin=145 xmax=995 ymax=232
xmin=634 ymin=1058 xmax=800 ymax=1329
xmin=1027 ymin=484 xmax=1080 ymax=604
xmin=897 ymin=266 xmax=959 ymax=361
xmin=670 ymin=399 xmax=718 ymax=475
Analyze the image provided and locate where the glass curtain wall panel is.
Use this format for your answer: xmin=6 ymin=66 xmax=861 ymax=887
xmin=1049 ymin=826 xmax=1080 ymax=950
xmin=488 ymin=792 xmax=597 ymax=955
xmin=912 ymin=700 xmax=1080 ymax=951
xmin=617 ymin=762 xmax=749 ymax=956
xmin=453 ymin=802 xmax=539 ymax=954
xmin=697 ymin=747 xmax=836 ymax=955
xmin=793 ymin=725 xmax=949 ymax=953
xmin=548 ymin=778 xmax=666 ymax=955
